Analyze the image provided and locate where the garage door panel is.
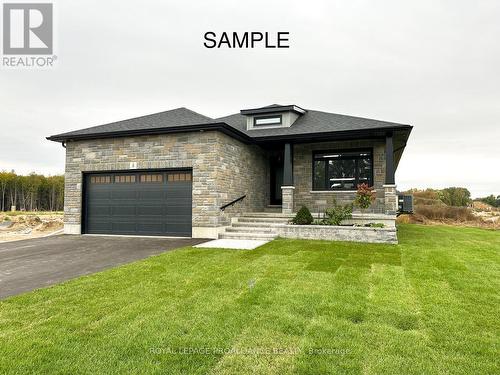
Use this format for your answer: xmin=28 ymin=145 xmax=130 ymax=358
xmin=111 ymin=190 xmax=137 ymax=200
xmin=136 ymin=223 xmax=165 ymax=234
xmin=111 ymin=205 xmax=137 ymax=216
xmin=87 ymin=206 xmax=111 ymax=217
xmin=85 ymin=171 xmax=192 ymax=237
xmin=138 ymin=190 xmax=164 ymax=200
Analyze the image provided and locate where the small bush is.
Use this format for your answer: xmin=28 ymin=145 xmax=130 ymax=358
xmin=354 ymin=183 xmax=376 ymax=210
xmin=323 ymin=202 xmax=353 ymax=226
xmin=292 ymin=206 xmax=314 ymax=225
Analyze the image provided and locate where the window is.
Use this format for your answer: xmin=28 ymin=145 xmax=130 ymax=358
xmin=254 ymin=115 xmax=282 ymax=126
xmin=115 ymin=175 xmax=136 ymax=183
xmin=167 ymin=173 xmax=192 ymax=182
xmin=90 ymin=175 xmax=111 ymax=184
xmin=313 ymin=150 xmax=373 ymax=191
xmin=140 ymin=174 xmax=163 ymax=183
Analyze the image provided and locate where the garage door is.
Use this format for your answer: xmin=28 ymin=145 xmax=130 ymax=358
xmin=84 ymin=170 xmax=192 ymax=237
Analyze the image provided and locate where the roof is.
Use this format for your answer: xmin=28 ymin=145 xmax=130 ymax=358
xmin=240 ymin=104 xmax=306 ymax=116
xmin=49 ymin=107 xmax=214 ymax=139
xmin=47 ymin=105 xmax=412 ymax=144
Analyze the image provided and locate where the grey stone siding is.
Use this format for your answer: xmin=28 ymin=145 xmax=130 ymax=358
xmin=277 ymin=224 xmax=398 ymax=244
xmin=293 ymin=139 xmax=386 ymax=213
xmin=216 ymin=132 xmax=268 ymax=225
xmin=64 ymin=131 xmax=267 ymax=232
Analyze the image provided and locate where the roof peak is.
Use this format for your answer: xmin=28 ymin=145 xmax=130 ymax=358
xmin=240 ymin=104 xmax=306 ymax=116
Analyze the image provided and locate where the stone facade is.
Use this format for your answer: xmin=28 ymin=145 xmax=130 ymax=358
xmin=277 ymin=224 xmax=398 ymax=244
xmin=383 ymin=184 xmax=398 ymax=215
xmin=63 ymin=131 xmax=267 ymax=238
xmin=281 ymin=186 xmax=294 ymax=214
xmin=293 ymin=139 xmax=386 ymax=213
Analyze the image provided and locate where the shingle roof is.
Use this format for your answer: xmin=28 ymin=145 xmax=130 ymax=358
xmin=47 ymin=105 xmax=411 ymax=143
xmin=216 ymin=109 xmax=410 ymax=139
xmin=50 ymin=107 xmax=214 ymax=138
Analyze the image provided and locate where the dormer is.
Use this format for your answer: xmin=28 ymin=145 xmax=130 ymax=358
xmin=240 ymin=104 xmax=307 ymax=131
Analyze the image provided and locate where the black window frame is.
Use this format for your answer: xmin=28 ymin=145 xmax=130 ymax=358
xmin=312 ymin=148 xmax=374 ymax=191
xmin=253 ymin=114 xmax=282 ymax=127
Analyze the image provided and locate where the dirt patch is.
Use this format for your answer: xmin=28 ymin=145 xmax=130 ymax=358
xmin=0 ymin=212 xmax=64 ymax=243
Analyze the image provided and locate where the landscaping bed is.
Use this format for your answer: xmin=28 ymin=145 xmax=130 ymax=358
xmin=278 ymin=224 xmax=397 ymax=244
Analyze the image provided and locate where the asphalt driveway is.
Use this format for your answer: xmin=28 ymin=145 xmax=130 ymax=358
xmin=0 ymin=235 xmax=206 ymax=300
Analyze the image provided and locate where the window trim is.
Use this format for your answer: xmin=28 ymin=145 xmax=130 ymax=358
xmin=312 ymin=148 xmax=374 ymax=191
xmin=253 ymin=114 xmax=282 ymax=127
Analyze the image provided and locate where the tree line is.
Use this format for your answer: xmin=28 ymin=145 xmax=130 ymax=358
xmin=0 ymin=172 xmax=64 ymax=212
xmin=477 ymin=194 xmax=500 ymax=208
xmin=404 ymin=187 xmax=472 ymax=207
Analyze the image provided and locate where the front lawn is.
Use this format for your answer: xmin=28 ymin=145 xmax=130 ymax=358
xmin=0 ymin=224 xmax=498 ymax=374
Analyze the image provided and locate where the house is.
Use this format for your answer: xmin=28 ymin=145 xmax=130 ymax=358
xmin=47 ymin=104 xmax=412 ymax=241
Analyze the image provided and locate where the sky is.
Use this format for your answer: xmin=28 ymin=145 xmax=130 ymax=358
xmin=1 ymin=0 xmax=499 ymax=198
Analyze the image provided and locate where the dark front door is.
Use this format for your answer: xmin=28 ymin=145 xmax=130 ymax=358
xmin=269 ymin=152 xmax=283 ymax=205
xmin=84 ymin=170 xmax=192 ymax=237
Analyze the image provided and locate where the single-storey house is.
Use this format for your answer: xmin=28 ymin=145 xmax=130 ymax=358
xmin=47 ymin=104 xmax=412 ymax=241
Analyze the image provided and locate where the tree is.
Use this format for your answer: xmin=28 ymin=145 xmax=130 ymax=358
xmin=478 ymin=194 xmax=500 ymax=208
xmin=0 ymin=171 xmax=64 ymax=212
xmin=439 ymin=187 xmax=471 ymax=207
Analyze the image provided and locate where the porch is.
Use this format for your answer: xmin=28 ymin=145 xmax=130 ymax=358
xmin=260 ymin=131 xmax=401 ymax=216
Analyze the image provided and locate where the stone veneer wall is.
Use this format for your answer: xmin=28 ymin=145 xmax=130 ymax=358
xmin=277 ymin=225 xmax=398 ymax=244
xmin=216 ymin=132 xmax=268 ymax=225
xmin=63 ymin=131 xmax=267 ymax=237
xmin=293 ymin=139 xmax=386 ymax=213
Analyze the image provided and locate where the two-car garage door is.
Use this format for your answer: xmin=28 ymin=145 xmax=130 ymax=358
xmin=83 ymin=170 xmax=192 ymax=237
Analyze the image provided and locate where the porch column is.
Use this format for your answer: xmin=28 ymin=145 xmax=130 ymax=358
xmin=282 ymin=143 xmax=295 ymax=214
xmin=383 ymin=132 xmax=398 ymax=215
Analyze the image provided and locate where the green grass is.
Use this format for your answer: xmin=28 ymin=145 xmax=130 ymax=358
xmin=0 ymin=224 xmax=499 ymax=374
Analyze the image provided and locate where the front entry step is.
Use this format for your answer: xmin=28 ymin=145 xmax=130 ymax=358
xmin=218 ymin=212 xmax=292 ymax=241
xmin=220 ymin=232 xmax=278 ymax=240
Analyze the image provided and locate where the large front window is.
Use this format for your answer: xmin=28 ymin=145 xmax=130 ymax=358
xmin=313 ymin=149 xmax=373 ymax=190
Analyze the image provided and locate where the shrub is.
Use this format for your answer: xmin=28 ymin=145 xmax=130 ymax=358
xmin=323 ymin=202 xmax=353 ymax=226
xmin=354 ymin=183 xmax=376 ymax=210
xmin=415 ymin=205 xmax=476 ymax=222
xmin=292 ymin=206 xmax=314 ymax=225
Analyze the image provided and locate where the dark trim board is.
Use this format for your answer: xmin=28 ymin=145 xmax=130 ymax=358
xmin=82 ymin=168 xmax=193 ymax=237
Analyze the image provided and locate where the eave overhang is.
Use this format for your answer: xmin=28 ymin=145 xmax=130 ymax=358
xmin=46 ymin=122 xmax=254 ymax=145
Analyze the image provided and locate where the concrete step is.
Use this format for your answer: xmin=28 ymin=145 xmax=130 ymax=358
xmin=242 ymin=212 xmax=293 ymax=218
xmin=220 ymin=232 xmax=278 ymax=240
xmin=232 ymin=222 xmax=286 ymax=228
xmin=237 ymin=216 xmax=290 ymax=223
xmin=263 ymin=206 xmax=282 ymax=213
xmin=226 ymin=227 xmax=276 ymax=233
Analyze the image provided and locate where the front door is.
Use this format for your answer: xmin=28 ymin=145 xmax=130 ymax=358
xmin=269 ymin=152 xmax=283 ymax=205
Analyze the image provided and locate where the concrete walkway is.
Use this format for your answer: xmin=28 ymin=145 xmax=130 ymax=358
xmin=194 ymin=239 xmax=270 ymax=250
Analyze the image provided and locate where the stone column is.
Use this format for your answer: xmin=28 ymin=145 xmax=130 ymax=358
xmin=383 ymin=184 xmax=398 ymax=215
xmin=282 ymin=143 xmax=294 ymax=214
xmin=281 ymin=186 xmax=295 ymax=214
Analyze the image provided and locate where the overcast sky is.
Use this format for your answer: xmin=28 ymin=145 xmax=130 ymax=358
xmin=1 ymin=0 xmax=499 ymax=197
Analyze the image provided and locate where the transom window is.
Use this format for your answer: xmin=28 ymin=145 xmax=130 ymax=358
xmin=313 ymin=149 xmax=373 ymax=191
xmin=167 ymin=173 xmax=192 ymax=182
xmin=140 ymin=174 xmax=163 ymax=183
xmin=90 ymin=175 xmax=111 ymax=184
xmin=115 ymin=175 xmax=136 ymax=183
xmin=254 ymin=115 xmax=282 ymax=126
